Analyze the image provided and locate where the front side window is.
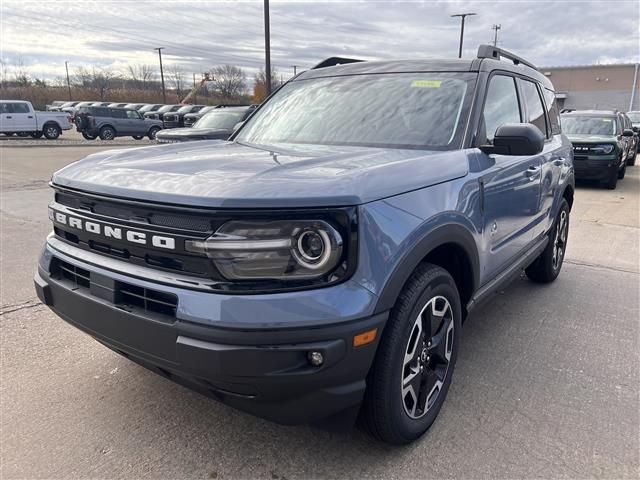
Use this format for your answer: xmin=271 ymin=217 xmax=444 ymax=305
xmin=482 ymin=75 xmax=521 ymax=143
xmin=520 ymin=80 xmax=548 ymax=138
xmin=237 ymin=73 xmax=475 ymax=150
xmin=111 ymin=109 xmax=126 ymax=119
xmin=561 ymin=115 xmax=617 ymax=135
xmin=126 ymin=110 xmax=140 ymax=119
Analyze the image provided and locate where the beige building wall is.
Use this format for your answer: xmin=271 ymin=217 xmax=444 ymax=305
xmin=541 ymin=64 xmax=640 ymax=111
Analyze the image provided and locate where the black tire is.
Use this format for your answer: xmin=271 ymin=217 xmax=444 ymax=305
xmin=618 ymin=163 xmax=626 ymax=179
xmin=148 ymin=127 xmax=160 ymax=140
xmin=362 ymin=263 xmax=461 ymax=445
xmin=43 ymin=124 xmax=61 ymax=140
xmin=74 ymin=115 xmax=88 ymax=130
xmin=99 ymin=126 xmax=116 ymax=141
xmin=82 ymin=132 xmax=97 ymax=140
xmin=30 ymin=131 xmax=43 ymax=139
xmin=132 ymin=135 xmax=144 ymax=140
xmin=525 ymin=199 xmax=570 ymax=283
xmin=604 ymin=166 xmax=618 ymax=190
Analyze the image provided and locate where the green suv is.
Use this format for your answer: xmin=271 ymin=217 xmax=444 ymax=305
xmin=561 ymin=110 xmax=634 ymax=189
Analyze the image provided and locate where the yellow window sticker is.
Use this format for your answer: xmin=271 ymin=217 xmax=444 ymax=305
xmin=411 ymin=80 xmax=442 ymax=88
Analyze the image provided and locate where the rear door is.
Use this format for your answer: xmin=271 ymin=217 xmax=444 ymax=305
xmin=477 ymin=73 xmax=543 ymax=281
xmin=11 ymin=102 xmax=36 ymax=131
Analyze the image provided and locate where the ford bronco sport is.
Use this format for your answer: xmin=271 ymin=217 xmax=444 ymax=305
xmin=35 ymin=45 xmax=574 ymax=445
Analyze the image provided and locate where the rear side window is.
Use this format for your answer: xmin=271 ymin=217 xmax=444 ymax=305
xmin=11 ymin=103 xmax=30 ymax=114
xmin=111 ymin=109 xmax=126 ymax=119
xmin=482 ymin=75 xmax=521 ymax=143
xmin=543 ymin=89 xmax=561 ymax=135
xmin=520 ymin=80 xmax=548 ymax=138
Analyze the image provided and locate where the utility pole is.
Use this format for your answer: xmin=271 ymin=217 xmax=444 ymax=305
xmin=492 ymin=24 xmax=502 ymax=47
xmin=451 ymin=13 xmax=476 ymax=58
xmin=154 ymin=47 xmax=166 ymax=103
xmin=291 ymin=65 xmax=298 ymax=76
xmin=264 ymin=0 xmax=272 ymax=96
xmin=64 ymin=61 xmax=72 ymax=100
xmin=193 ymin=72 xmax=197 ymax=104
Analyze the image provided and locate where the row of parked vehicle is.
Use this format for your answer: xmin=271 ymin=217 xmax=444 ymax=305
xmin=45 ymin=100 xmax=257 ymax=142
xmin=561 ymin=109 xmax=639 ymax=189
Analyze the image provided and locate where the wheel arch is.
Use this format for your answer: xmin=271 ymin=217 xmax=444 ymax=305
xmin=100 ymin=124 xmax=117 ymax=134
xmin=373 ymin=222 xmax=480 ymax=321
xmin=42 ymin=120 xmax=61 ymax=131
xmin=562 ymin=183 xmax=574 ymax=211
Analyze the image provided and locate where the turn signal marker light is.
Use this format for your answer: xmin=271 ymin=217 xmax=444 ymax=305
xmin=353 ymin=328 xmax=378 ymax=348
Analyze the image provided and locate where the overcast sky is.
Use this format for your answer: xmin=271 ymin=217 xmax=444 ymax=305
xmin=1 ymin=0 xmax=639 ymax=82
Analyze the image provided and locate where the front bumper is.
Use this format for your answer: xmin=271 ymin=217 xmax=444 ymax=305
xmin=34 ymin=240 xmax=386 ymax=427
xmin=573 ymin=157 xmax=617 ymax=181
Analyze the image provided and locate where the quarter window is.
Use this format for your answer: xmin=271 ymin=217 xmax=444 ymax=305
xmin=482 ymin=75 xmax=521 ymax=143
xmin=520 ymin=80 xmax=548 ymax=138
xmin=543 ymin=89 xmax=561 ymax=135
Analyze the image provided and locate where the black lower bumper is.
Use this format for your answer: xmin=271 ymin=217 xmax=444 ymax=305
xmin=573 ymin=159 xmax=617 ymax=181
xmin=34 ymin=266 xmax=387 ymax=427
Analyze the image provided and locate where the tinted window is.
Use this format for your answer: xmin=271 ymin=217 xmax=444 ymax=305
xmin=237 ymin=73 xmax=474 ymax=149
xmin=520 ymin=80 xmax=547 ymax=138
xmin=1 ymin=103 xmax=13 ymax=114
xmin=561 ymin=115 xmax=617 ymax=135
xmin=111 ymin=109 xmax=126 ymax=119
xmin=482 ymin=75 xmax=521 ymax=143
xmin=12 ymin=103 xmax=30 ymax=114
xmin=195 ymin=110 xmax=247 ymax=129
xmin=126 ymin=110 xmax=141 ymax=119
xmin=543 ymin=89 xmax=561 ymax=135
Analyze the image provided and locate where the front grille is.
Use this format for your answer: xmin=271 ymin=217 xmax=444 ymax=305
xmin=51 ymin=258 xmax=178 ymax=319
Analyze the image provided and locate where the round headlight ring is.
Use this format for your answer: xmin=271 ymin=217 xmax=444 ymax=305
xmin=293 ymin=228 xmax=334 ymax=270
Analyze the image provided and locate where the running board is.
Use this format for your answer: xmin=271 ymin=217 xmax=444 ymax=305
xmin=467 ymin=236 xmax=549 ymax=313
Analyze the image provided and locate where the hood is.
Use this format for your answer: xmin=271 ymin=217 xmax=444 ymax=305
xmin=157 ymin=127 xmax=230 ymax=139
xmin=566 ymin=134 xmax=618 ymax=143
xmin=52 ymin=141 xmax=470 ymax=208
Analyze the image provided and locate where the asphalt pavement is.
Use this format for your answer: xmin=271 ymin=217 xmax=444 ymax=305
xmin=1 ymin=145 xmax=638 ymax=479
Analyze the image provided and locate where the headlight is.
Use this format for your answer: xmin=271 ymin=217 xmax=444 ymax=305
xmin=592 ymin=144 xmax=615 ymax=154
xmin=185 ymin=219 xmax=347 ymax=282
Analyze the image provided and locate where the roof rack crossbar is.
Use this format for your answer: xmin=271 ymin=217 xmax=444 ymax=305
xmin=312 ymin=57 xmax=364 ymax=70
xmin=477 ymin=44 xmax=537 ymax=71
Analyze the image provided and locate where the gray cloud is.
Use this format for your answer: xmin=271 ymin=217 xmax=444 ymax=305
xmin=1 ymin=0 xmax=638 ymax=81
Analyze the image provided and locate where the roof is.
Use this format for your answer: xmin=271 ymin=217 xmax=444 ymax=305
xmin=561 ymin=109 xmax=619 ymax=116
xmin=540 ymin=63 xmax=639 ymax=70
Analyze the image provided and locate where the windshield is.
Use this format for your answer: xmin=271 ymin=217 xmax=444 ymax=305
xmin=158 ymin=105 xmax=177 ymax=113
xmin=60 ymin=102 xmax=77 ymax=108
xmin=138 ymin=104 xmax=157 ymax=113
xmin=178 ymin=105 xmax=201 ymax=113
xmin=627 ymin=112 xmax=640 ymax=123
xmin=236 ymin=73 xmax=474 ymax=150
xmin=561 ymin=115 xmax=617 ymax=135
xmin=195 ymin=110 xmax=246 ymax=129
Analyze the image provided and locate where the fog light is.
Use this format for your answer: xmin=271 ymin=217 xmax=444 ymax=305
xmin=307 ymin=351 xmax=324 ymax=366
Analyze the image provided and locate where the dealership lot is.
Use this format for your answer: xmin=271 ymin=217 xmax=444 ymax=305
xmin=1 ymin=146 xmax=638 ymax=478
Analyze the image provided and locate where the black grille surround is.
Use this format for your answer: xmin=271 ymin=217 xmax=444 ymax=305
xmin=49 ymin=186 xmax=359 ymax=294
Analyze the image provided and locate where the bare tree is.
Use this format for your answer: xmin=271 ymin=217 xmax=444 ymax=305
xmin=128 ymin=64 xmax=156 ymax=90
xmin=167 ymin=65 xmax=186 ymax=100
xmin=211 ymin=65 xmax=247 ymax=99
xmin=12 ymin=57 xmax=30 ymax=86
xmin=252 ymin=68 xmax=282 ymax=102
xmin=73 ymin=66 xmax=92 ymax=88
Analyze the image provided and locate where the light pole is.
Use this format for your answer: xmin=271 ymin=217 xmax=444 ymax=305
xmin=451 ymin=13 xmax=476 ymax=58
xmin=154 ymin=47 xmax=166 ymax=103
xmin=64 ymin=61 xmax=72 ymax=100
xmin=264 ymin=0 xmax=272 ymax=96
xmin=492 ymin=24 xmax=502 ymax=47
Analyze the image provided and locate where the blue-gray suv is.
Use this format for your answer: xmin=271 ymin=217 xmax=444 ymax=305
xmin=35 ymin=45 xmax=574 ymax=445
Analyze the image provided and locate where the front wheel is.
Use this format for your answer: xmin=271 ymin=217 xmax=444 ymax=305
xmin=618 ymin=163 xmax=626 ymax=179
xmin=132 ymin=135 xmax=144 ymax=140
xmin=148 ymin=127 xmax=160 ymax=140
xmin=525 ymin=199 xmax=570 ymax=283
xmin=362 ymin=263 xmax=461 ymax=445
xmin=43 ymin=124 xmax=61 ymax=139
xmin=628 ymin=144 xmax=638 ymax=166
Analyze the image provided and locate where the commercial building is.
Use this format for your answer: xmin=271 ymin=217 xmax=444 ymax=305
xmin=541 ymin=63 xmax=640 ymax=112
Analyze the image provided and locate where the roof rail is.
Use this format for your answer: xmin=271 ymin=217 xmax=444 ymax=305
xmin=477 ymin=44 xmax=537 ymax=70
xmin=312 ymin=57 xmax=364 ymax=70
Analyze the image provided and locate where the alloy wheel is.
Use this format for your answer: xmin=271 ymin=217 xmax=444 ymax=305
xmin=401 ymin=295 xmax=454 ymax=419
xmin=552 ymin=210 xmax=568 ymax=271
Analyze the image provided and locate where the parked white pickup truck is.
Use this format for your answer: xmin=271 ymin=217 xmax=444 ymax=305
xmin=0 ymin=100 xmax=72 ymax=139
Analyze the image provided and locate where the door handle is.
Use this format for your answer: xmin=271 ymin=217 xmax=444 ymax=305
xmin=526 ymin=166 xmax=541 ymax=179
xmin=6 ymin=116 xmax=12 ymax=119
xmin=27 ymin=115 xmax=33 ymax=119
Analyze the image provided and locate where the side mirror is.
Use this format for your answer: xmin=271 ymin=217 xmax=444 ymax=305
xmin=632 ymin=126 xmax=639 ymax=133
xmin=480 ymin=123 xmax=545 ymax=156
xmin=622 ymin=128 xmax=634 ymax=137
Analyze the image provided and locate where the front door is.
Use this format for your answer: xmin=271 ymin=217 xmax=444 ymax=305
xmin=476 ymin=74 xmax=543 ymax=282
